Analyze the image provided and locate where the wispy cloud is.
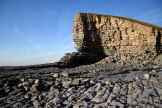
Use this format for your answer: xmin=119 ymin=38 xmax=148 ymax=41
xmin=12 ymin=12 xmax=76 ymax=64
xmin=13 ymin=25 xmax=44 ymax=55
xmin=12 ymin=25 xmax=76 ymax=63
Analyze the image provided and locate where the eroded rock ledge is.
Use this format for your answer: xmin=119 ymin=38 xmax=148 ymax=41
xmin=60 ymin=13 xmax=162 ymax=67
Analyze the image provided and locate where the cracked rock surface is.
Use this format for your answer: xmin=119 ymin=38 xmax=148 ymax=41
xmin=72 ymin=13 xmax=162 ymax=66
xmin=0 ymin=63 xmax=162 ymax=108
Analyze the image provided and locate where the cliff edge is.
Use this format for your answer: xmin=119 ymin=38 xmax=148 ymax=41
xmin=60 ymin=13 xmax=162 ymax=67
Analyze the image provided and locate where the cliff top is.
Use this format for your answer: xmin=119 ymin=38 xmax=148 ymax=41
xmin=76 ymin=13 xmax=162 ymax=30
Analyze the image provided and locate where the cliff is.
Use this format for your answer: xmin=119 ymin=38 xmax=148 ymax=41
xmin=73 ymin=13 xmax=162 ymax=56
xmin=60 ymin=13 xmax=162 ymax=67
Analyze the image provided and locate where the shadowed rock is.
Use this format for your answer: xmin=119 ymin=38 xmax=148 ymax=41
xmin=73 ymin=13 xmax=162 ymax=56
xmin=62 ymin=13 xmax=162 ymax=66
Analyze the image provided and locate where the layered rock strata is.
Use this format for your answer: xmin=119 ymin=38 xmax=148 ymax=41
xmin=71 ymin=13 xmax=162 ymax=65
xmin=59 ymin=13 xmax=162 ymax=67
xmin=73 ymin=13 xmax=162 ymax=55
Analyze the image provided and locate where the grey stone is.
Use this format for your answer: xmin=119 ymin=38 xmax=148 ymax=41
xmin=28 ymin=79 xmax=35 ymax=83
xmin=93 ymin=102 xmax=108 ymax=108
xmin=90 ymin=79 xmax=96 ymax=85
xmin=30 ymin=83 xmax=44 ymax=92
xmin=153 ymin=65 xmax=160 ymax=69
xmin=107 ymin=93 xmax=117 ymax=103
xmin=54 ymin=81 xmax=62 ymax=88
xmin=63 ymin=100 xmax=70 ymax=105
xmin=24 ymin=86 xmax=29 ymax=91
xmin=53 ymin=73 xmax=59 ymax=78
xmin=144 ymin=74 xmax=150 ymax=80
xmin=24 ymin=94 xmax=30 ymax=99
xmin=13 ymin=102 xmax=23 ymax=108
xmin=30 ymin=84 xmax=38 ymax=92
xmin=34 ymin=79 xmax=40 ymax=84
xmin=62 ymin=80 xmax=71 ymax=88
xmin=17 ymin=83 xmax=23 ymax=88
xmin=111 ymin=101 xmax=125 ymax=107
xmin=61 ymin=72 xmax=68 ymax=77
xmin=49 ymin=85 xmax=55 ymax=91
xmin=52 ymin=97 xmax=61 ymax=105
xmin=72 ymin=79 xmax=81 ymax=86
xmin=5 ymin=87 xmax=11 ymax=93
xmin=113 ymin=83 xmax=122 ymax=94
xmin=33 ymin=100 xmax=40 ymax=108
xmin=92 ymin=90 xmax=108 ymax=103
xmin=31 ymin=96 xmax=38 ymax=101
xmin=22 ymin=81 xmax=30 ymax=86
xmin=20 ymin=78 xmax=25 ymax=82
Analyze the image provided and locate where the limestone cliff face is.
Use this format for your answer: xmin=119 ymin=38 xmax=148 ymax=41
xmin=59 ymin=13 xmax=162 ymax=67
xmin=73 ymin=13 xmax=162 ymax=56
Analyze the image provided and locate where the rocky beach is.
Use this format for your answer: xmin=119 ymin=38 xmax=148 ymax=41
xmin=0 ymin=13 xmax=162 ymax=108
xmin=0 ymin=63 xmax=162 ymax=108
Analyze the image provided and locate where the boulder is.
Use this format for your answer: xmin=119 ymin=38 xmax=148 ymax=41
xmin=53 ymin=73 xmax=59 ymax=78
xmin=58 ymin=52 xmax=104 ymax=67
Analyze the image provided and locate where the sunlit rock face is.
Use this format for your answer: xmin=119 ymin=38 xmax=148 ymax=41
xmin=59 ymin=13 xmax=162 ymax=67
xmin=73 ymin=13 xmax=162 ymax=56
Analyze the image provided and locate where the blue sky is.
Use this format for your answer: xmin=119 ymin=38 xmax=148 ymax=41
xmin=0 ymin=0 xmax=162 ymax=66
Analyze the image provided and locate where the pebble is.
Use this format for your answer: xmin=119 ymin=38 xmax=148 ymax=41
xmin=31 ymin=96 xmax=38 ymax=101
xmin=24 ymin=86 xmax=29 ymax=91
xmin=53 ymin=73 xmax=59 ymax=78
xmin=0 ymin=64 xmax=162 ymax=108
xmin=20 ymin=78 xmax=25 ymax=82
xmin=152 ymin=70 xmax=157 ymax=73
xmin=22 ymin=81 xmax=30 ymax=86
xmin=144 ymin=74 xmax=150 ymax=80
xmin=33 ymin=100 xmax=40 ymax=108
xmin=34 ymin=79 xmax=40 ymax=84
xmin=30 ymin=84 xmax=38 ymax=92
xmin=24 ymin=94 xmax=30 ymax=99
xmin=72 ymin=79 xmax=81 ymax=86
xmin=61 ymin=72 xmax=68 ymax=77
